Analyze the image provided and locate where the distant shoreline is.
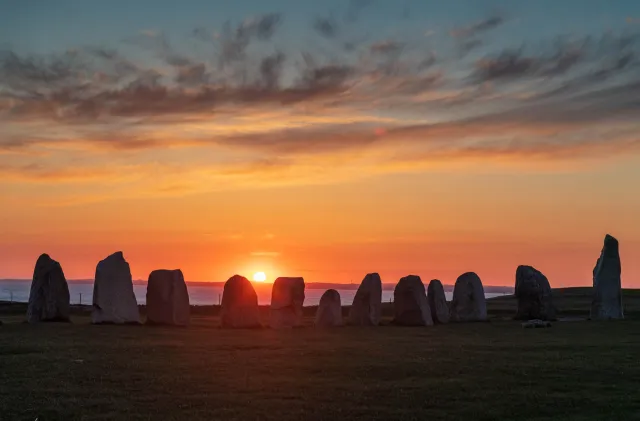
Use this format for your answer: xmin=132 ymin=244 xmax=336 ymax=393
xmin=0 ymin=278 xmax=514 ymax=293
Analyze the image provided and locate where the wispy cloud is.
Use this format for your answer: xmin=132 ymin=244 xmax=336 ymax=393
xmin=1 ymin=9 xmax=640 ymax=202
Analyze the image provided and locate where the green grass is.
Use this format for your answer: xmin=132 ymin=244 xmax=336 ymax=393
xmin=1 ymin=288 xmax=640 ymax=421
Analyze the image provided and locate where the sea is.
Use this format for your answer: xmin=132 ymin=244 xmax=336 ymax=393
xmin=0 ymin=279 xmax=508 ymax=306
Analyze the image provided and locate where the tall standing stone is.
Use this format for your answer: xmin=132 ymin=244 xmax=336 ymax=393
xmin=427 ymin=279 xmax=449 ymax=324
xmin=348 ymin=273 xmax=382 ymax=326
xmin=315 ymin=289 xmax=343 ymax=327
xmin=221 ymin=275 xmax=261 ymax=328
xmin=270 ymin=277 xmax=305 ymax=329
xmin=27 ymin=254 xmax=70 ymax=323
xmin=146 ymin=269 xmax=190 ymax=326
xmin=590 ymin=234 xmax=623 ymax=320
xmin=392 ymin=275 xmax=433 ymax=326
xmin=92 ymin=251 xmax=140 ymax=324
xmin=515 ymin=265 xmax=555 ymax=321
xmin=450 ymin=272 xmax=487 ymax=322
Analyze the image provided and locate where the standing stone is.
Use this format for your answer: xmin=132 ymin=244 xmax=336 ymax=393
xmin=315 ymin=289 xmax=343 ymax=327
xmin=92 ymin=251 xmax=140 ymax=324
xmin=270 ymin=277 xmax=305 ymax=329
xmin=221 ymin=275 xmax=261 ymax=328
xmin=427 ymin=279 xmax=449 ymax=324
xmin=392 ymin=275 xmax=433 ymax=326
xmin=27 ymin=254 xmax=70 ymax=323
xmin=515 ymin=265 xmax=555 ymax=321
xmin=348 ymin=273 xmax=382 ymax=326
xmin=146 ymin=269 xmax=190 ymax=326
xmin=450 ymin=272 xmax=487 ymax=322
xmin=590 ymin=234 xmax=624 ymax=320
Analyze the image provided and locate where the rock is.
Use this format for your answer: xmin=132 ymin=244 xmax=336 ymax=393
xmin=427 ymin=279 xmax=449 ymax=324
xmin=515 ymin=265 xmax=556 ymax=321
xmin=392 ymin=275 xmax=433 ymax=326
xmin=590 ymin=234 xmax=624 ymax=320
xmin=270 ymin=277 xmax=305 ymax=329
xmin=146 ymin=269 xmax=190 ymax=326
xmin=348 ymin=273 xmax=383 ymax=326
xmin=27 ymin=254 xmax=71 ymax=323
xmin=450 ymin=272 xmax=487 ymax=322
xmin=91 ymin=251 xmax=140 ymax=324
xmin=221 ymin=275 xmax=261 ymax=328
xmin=522 ymin=319 xmax=552 ymax=328
xmin=315 ymin=289 xmax=343 ymax=327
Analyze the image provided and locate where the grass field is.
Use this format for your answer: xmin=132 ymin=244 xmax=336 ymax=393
xmin=1 ymin=288 xmax=640 ymax=421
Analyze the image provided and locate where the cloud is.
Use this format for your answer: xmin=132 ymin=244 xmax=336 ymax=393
xmin=2 ymin=15 xmax=640 ymax=200
xmin=313 ymin=15 xmax=340 ymax=38
xmin=450 ymin=15 xmax=504 ymax=39
xmin=370 ymin=40 xmax=405 ymax=55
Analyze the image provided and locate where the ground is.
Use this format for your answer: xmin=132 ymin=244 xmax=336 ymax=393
xmin=1 ymin=289 xmax=640 ymax=421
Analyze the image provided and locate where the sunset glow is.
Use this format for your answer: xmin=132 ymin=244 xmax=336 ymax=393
xmin=1 ymin=1 xmax=640 ymax=286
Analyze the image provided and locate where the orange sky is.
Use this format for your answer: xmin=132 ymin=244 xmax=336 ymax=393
xmin=2 ymin=2 xmax=640 ymax=286
xmin=2 ymin=166 xmax=640 ymax=286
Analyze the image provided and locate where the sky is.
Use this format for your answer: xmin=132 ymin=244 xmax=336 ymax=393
xmin=1 ymin=0 xmax=640 ymax=286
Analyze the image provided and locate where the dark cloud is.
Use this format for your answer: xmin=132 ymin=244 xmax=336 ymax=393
xmin=370 ymin=40 xmax=404 ymax=55
xmin=450 ymin=15 xmax=504 ymax=40
xmin=474 ymin=50 xmax=538 ymax=82
xmin=259 ymin=52 xmax=286 ymax=89
xmin=313 ymin=15 xmax=340 ymax=38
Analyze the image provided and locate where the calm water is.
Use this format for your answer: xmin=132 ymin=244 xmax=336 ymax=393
xmin=0 ymin=280 xmax=505 ymax=306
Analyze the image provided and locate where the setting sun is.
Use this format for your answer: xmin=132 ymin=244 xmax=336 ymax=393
xmin=253 ymin=272 xmax=267 ymax=282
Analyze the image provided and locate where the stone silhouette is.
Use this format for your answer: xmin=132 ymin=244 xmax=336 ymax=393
xmin=315 ymin=289 xmax=343 ymax=327
xmin=221 ymin=275 xmax=261 ymax=328
xmin=92 ymin=251 xmax=140 ymax=324
xmin=270 ymin=277 xmax=305 ymax=329
xmin=590 ymin=234 xmax=624 ymax=320
xmin=392 ymin=275 xmax=433 ymax=326
xmin=450 ymin=272 xmax=487 ymax=322
xmin=515 ymin=265 xmax=555 ymax=321
xmin=427 ymin=279 xmax=449 ymax=324
xmin=27 ymin=254 xmax=70 ymax=323
xmin=146 ymin=269 xmax=190 ymax=326
xmin=348 ymin=273 xmax=382 ymax=326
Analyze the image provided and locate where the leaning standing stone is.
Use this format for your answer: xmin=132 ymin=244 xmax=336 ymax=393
xmin=590 ymin=234 xmax=624 ymax=320
xmin=348 ymin=273 xmax=382 ymax=326
xmin=427 ymin=279 xmax=449 ymax=324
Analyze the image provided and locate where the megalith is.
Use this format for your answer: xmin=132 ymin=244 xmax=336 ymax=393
xmin=27 ymin=254 xmax=71 ymax=323
xmin=315 ymin=289 xmax=343 ymax=327
xmin=427 ymin=279 xmax=449 ymax=324
xmin=91 ymin=251 xmax=140 ymax=324
xmin=450 ymin=272 xmax=487 ymax=322
xmin=270 ymin=277 xmax=305 ymax=328
xmin=515 ymin=265 xmax=555 ymax=321
xmin=392 ymin=275 xmax=433 ymax=326
xmin=146 ymin=269 xmax=190 ymax=326
xmin=221 ymin=275 xmax=261 ymax=328
xmin=590 ymin=234 xmax=623 ymax=320
xmin=347 ymin=273 xmax=382 ymax=326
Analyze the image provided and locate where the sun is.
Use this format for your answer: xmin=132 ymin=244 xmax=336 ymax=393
xmin=252 ymin=271 xmax=267 ymax=282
